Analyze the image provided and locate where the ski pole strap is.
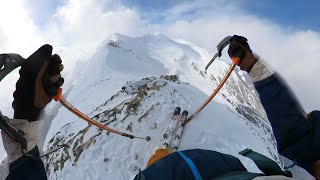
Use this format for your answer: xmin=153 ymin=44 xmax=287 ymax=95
xmin=177 ymin=151 xmax=202 ymax=180
xmin=239 ymin=149 xmax=292 ymax=177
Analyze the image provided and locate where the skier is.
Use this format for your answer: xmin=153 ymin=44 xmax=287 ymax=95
xmin=134 ymin=35 xmax=320 ymax=179
xmin=0 ymin=44 xmax=64 ymax=180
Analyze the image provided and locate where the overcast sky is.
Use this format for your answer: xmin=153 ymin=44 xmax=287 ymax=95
xmin=0 ymin=0 xmax=319 ymax=117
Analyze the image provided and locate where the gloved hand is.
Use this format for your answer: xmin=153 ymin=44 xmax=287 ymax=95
xmin=12 ymin=44 xmax=64 ymax=121
xmin=228 ymin=35 xmax=258 ymax=73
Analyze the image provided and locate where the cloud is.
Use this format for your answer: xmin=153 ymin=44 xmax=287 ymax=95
xmin=0 ymin=0 xmax=46 ymax=119
xmin=43 ymin=0 xmax=150 ymax=71
xmin=21 ymin=0 xmax=62 ymax=26
xmin=0 ymin=0 xmax=147 ymax=116
xmin=0 ymin=0 xmax=45 ymax=54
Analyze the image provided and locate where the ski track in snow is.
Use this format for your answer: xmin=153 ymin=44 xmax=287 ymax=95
xmin=43 ymin=33 xmax=314 ymax=180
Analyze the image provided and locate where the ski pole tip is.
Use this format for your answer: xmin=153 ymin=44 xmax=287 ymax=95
xmin=146 ymin=136 xmax=151 ymax=141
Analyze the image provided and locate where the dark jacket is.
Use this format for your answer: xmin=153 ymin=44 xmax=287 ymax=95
xmin=254 ymin=74 xmax=320 ymax=174
xmin=134 ymin=149 xmax=247 ymax=180
xmin=6 ymin=147 xmax=47 ymax=180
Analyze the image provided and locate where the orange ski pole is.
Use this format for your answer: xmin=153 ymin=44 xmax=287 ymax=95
xmin=181 ymin=62 xmax=237 ymax=126
xmin=53 ymin=88 xmax=150 ymax=141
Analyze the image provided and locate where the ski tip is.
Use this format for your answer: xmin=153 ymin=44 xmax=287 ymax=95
xmin=173 ymin=107 xmax=181 ymax=116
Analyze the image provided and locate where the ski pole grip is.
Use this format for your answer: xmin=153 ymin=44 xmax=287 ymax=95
xmin=53 ymin=88 xmax=62 ymax=101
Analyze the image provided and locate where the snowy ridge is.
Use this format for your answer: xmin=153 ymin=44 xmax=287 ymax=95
xmin=45 ymin=76 xmax=276 ymax=179
xmin=43 ymin=33 xmax=310 ymax=179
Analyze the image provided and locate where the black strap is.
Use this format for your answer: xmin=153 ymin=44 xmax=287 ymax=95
xmin=239 ymin=149 xmax=292 ymax=177
xmin=0 ymin=53 xmax=25 ymax=81
xmin=0 ymin=113 xmax=28 ymax=150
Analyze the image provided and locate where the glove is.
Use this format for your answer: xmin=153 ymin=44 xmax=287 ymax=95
xmin=228 ymin=35 xmax=258 ymax=72
xmin=12 ymin=44 xmax=64 ymax=121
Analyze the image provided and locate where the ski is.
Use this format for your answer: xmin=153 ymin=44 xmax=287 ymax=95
xmin=161 ymin=107 xmax=181 ymax=149
xmin=173 ymin=107 xmax=182 ymax=119
xmin=171 ymin=110 xmax=188 ymax=152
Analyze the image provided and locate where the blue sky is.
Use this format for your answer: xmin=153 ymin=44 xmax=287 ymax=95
xmin=25 ymin=0 xmax=320 ymax=32
xmin=241 ymin=0 xmax=320 ymax=31
xmin=121 ymin=0 xmax=320 ymax=31
xmin=23 ymin=0 xmax=63 ymax=26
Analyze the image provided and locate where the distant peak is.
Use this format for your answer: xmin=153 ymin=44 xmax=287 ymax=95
xmin=142 ymin=33 xmax=168 ymax=39
xmin=106 ymin=33 xmax=129 ymax=41
xmin=104 ymin=33 xmax=172 ymax=44
xmin=137 ymin=33 xmax=175 ymax=44
xmin=97 ymin=33 xmax=130 ymax=50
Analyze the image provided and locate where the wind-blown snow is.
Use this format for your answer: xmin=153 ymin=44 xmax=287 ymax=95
xmin=44 ymin=33 xmax=314 ymax=179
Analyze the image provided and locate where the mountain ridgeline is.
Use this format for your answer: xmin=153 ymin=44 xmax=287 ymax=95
xmin=44 ymin=33 xmax=279 ymax=180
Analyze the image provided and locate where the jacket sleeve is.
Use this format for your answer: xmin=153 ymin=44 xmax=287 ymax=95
xmin=1 ymin=119 xmax=47 ymax=180
xmin=249 ymin=58 xmax=310 ymax=152
xmin=1 ymin=103 xmax=65 ymax=180
xmin=250 ymin=58 xmax=320 ymax=180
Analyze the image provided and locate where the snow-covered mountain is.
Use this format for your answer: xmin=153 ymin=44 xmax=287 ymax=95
xmin=43 ymin=33 xmax=311 ymax=179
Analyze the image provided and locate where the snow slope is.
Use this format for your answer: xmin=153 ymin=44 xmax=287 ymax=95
xmin=44 ymin=33 xmax=313 ymax=179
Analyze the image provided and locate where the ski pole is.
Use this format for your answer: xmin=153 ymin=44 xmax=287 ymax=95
xmin=171 ymin=36 xmax=242 ymax=131
xmin=53 ymin=88 xmax=151 ymax=141
xmin=182 ymin=62 xmax=237 ymax=126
